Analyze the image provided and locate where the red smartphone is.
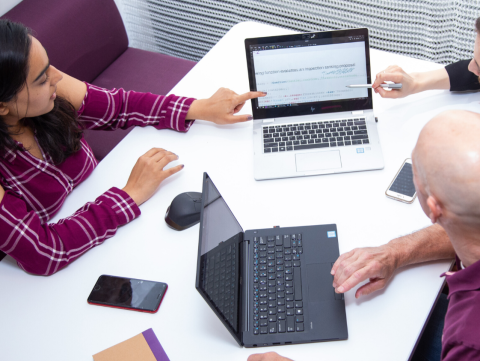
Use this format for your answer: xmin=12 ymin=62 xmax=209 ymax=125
xmin=87 ymin=275 xmax=168 ymax=313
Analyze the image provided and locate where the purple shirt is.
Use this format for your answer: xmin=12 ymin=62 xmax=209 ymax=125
xmin=0 ymin=83 xmax=195 ymax=275
xmin=441 ymin=257 xmax=480 ymax=360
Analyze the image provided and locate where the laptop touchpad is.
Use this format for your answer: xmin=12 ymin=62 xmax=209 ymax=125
xmin=295 ymin=151 xmax=341 ymax=172
xmin=307 ymin=263 xmax=335 ymax=302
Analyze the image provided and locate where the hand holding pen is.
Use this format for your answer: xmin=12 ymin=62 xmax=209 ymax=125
xmin=370 ymin=65 xmax=418 ymax=99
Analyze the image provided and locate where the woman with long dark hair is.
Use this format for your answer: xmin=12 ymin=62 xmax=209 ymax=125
xmin=0 ymin=20 xmax=265 ymax=275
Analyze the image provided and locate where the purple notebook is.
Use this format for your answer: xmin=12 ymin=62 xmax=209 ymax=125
xmin=142 ymin=329 xmax=170 ymax=361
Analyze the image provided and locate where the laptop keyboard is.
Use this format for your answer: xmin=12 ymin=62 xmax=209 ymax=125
xmin=203 ymin=242 xmax=238 ymax=330
xmin=263 ymin=118 xmax=369 ymax=153
xmin=252 ymin=234 xmax=304 ymax=335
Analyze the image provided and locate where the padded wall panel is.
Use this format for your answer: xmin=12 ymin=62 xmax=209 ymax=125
xmin=121 ymin=0 xmax=479 ymax=64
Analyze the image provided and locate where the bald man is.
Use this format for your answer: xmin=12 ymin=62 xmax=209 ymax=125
xmin=248 ymin=110 xmax=480 ymax=361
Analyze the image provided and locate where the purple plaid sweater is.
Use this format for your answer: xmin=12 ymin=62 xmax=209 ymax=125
xmin=0 ymin=83 xmax=195 ymax=275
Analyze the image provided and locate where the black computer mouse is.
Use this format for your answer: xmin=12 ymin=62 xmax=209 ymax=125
xmin=165 ymin=192 xmax=202 ymax=231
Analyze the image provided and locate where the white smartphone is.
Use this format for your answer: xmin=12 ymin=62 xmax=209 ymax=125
xmin=385 ymin=158 xmax=417 ymax=203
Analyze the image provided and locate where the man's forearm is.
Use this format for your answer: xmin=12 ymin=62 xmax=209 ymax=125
xmin=412 ymin=68 xmax=450 ymax=94
xmin=389 ymin=224 xmax=455 ymax=269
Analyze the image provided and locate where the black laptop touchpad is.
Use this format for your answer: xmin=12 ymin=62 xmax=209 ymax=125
xmin=307 ymin=263 xmax=335 ymax=302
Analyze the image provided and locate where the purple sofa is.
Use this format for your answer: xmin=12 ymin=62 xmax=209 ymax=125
xmin=1 ymin=0 xmax=196 ymax=161
xmin=0 ymin=0 xmax=196 ymax=263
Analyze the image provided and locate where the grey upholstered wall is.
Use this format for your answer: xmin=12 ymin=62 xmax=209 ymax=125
xmin=122 ymin=0 xmax=480 ymax=65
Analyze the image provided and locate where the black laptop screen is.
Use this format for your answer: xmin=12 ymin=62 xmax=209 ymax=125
xmin=245 ymin=28 xmax=372 ymax=119
xmin=196 ymin=174 xmax=244 ymax=343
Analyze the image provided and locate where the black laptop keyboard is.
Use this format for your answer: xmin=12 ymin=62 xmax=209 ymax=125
xmin=252 ymin=234 xmax=304 ymax=335
xmin=263 ymin=118 xmax=369 ymax=153
xmin=203 ymin=242 xmax=238 ymax=330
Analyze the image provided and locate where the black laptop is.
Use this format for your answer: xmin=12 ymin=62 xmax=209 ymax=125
xmin=195 ymin=173 xmax=348 ymax=347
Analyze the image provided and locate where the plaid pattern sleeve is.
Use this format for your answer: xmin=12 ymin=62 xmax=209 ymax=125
xmin=77 ymin=83 xmax=196 ymax=132
xmin=0 ymin=187 xmax=140 ymax=275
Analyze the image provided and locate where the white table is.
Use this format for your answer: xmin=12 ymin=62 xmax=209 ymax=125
xmin=2 ymin=21 xmax=478 ymax=361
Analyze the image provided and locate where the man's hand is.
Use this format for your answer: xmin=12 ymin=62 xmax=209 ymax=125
xmin=186 ymin=88 xmax=266 ymax=124
xmin=372 ymin=65 xmax=449 ymax=99
xmin=331 ymin=244 xmax=399 ymax=298
xmin=372 ymin=65 xmax=418 ymax=99
xmin=247 ymin=352 xmax=293 ymax=361
xmin=331 ymin=225 xmax=455 ymax=299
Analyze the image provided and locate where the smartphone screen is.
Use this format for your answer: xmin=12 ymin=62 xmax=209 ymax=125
xmin=389 ymin=162 xmax=415 ymax=196
xmin=88 ymin=275 xmax=167 ymax=313
xmin=386 ymin=159 xmax=416 ymax=203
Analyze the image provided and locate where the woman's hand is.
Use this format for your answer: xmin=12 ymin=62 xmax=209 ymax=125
xmin=372 ymin=65 xmax=418 ymax=99
xmin=247 ymin=352 xmax=293 ymax=361
xmin=186 ymin=88 xmax=266 ymax=124
xmin=122 ymin=148 xmax=183 ymax=206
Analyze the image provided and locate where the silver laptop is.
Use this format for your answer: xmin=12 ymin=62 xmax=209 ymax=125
xmin=245 ymin=28 xmax=384 ymax=180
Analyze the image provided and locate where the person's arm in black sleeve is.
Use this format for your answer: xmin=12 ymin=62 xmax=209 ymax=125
xmin=445 ymin=59 xmax=480 ymax=91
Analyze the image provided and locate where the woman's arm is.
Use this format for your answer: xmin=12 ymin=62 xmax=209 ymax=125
xmin=78 ymin=84 xmax=196 ymax=132
xmin=0 ymin=186 xmax=140 ymax=275
xmin=78 ymin=83 xmax=266 ymax=132
xmin=0 ymin=147 xmax=181 ymax=275
xmin=57 ymin=71 xmax=265 ymax=126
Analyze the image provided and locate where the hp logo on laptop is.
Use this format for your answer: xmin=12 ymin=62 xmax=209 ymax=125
xmin=311 ymin=107 xmax=315 ymax=112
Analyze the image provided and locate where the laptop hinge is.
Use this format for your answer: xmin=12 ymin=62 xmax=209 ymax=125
xmin=351 ymin=110 xmax=364 ymax=115
xmin=262 ymin=119 xmax=275 ymax=123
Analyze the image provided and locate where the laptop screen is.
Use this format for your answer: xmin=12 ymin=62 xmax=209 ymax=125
xmin=245 ymin=28 xmax=372 ymax=119
xmin=196 ymin=173 xmax=244 ymax=344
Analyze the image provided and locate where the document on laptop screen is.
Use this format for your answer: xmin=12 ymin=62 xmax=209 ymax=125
xmin=252 ymin=39 xmax=368 ymax=109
